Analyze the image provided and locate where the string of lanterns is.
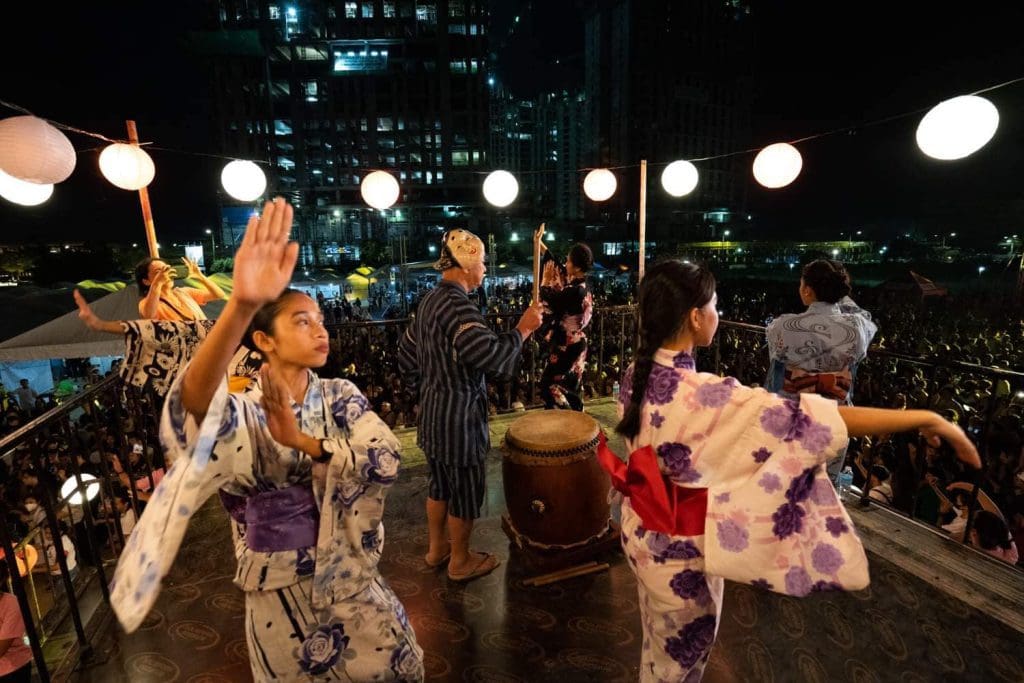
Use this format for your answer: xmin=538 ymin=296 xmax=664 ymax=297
xmin=0 ymin=92 xmax=1006 ymax=210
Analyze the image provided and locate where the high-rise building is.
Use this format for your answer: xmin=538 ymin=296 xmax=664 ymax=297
xmin=584 ymin=0 xmax=753 ymax=243
xmin=488 ymin=87 xmax=586 ymax=223
xmin=196 ymin=0 xmax=490 ymax=265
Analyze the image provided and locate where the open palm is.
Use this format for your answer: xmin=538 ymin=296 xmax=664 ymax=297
xmin=232 ymin=198 xmax=299 ymax=307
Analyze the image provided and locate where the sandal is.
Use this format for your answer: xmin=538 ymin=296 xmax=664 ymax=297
xmin=447 ymin=552 xmax=500 ymax=582
xmin=424 ymin=551 xmax=451 ymax=569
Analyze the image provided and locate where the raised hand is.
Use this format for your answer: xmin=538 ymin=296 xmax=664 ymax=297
xmin=182 ymin=256 xmax=202 ymax=279
xmin=260 ymin=364 xmax=303 ymax=450
xmin=74 ymin=289 xmax=126 ymax=335
xmin=534 ymin=222 xmax=546 ymax=245
xmin=232 ymin=198 xmax=298 ymax=308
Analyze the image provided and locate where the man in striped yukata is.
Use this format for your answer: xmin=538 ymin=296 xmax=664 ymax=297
xmin=398 ymin=229 xmax=543 ymax=582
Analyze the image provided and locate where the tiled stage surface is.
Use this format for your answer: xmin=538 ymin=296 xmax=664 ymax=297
xmin=68 ymin=406 xmax=1023 ymax=683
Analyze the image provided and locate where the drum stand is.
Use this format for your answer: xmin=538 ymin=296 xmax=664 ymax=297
xmin=501 ymin=513 xmax=622 ymax=576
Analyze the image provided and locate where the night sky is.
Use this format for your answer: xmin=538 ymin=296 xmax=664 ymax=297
xmin=2 ymin=1 xmax=1024 ymax=243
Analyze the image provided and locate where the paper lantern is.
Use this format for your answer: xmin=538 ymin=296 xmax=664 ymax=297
xmin=0 ymin=169 xmax=53 ymax=206
xmin=482 ymin=170 xmax=519 ymax=207
xmin=661 ymin=160 xmax=699 ymax=197
xmin=60 ymin=473 xmax=100 ymax=505
xmin=360 ymin=170 xmax=400 ymax=210
xmin=752 ymin=143 xmax=803 ymax=189
xmin=583 ymin=168 xmax=617 ymax=201
xmin=99 ymin=143 xmax=155 ymax=190
xmin=0 ymin=545 xmax=38 ymax=577
xmin=916 ymin=95 xmax=999 ymax=161
xmin=0 ymin=116 xmax=76 ymax=184
xmin=221 ymin=160 xmax=267 ymax=201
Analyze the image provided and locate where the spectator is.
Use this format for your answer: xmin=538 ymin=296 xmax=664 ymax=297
xmin=11 ymin=382 xmax=35 ymax=415
xmin=867 ymin=465 xmax=894 ymax=505
xmin=0 ymin=561 xmax=32 ymax=682
xmin=969 ymin=510 xmax=1019 ymax=564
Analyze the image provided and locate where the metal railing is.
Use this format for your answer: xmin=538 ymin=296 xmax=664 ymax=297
xmin=0 ymin=375 xmax=163 ymax=681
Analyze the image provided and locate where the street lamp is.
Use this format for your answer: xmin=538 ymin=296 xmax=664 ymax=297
xmin=978 ymin=266 xmax=986 ymax=275
xmin=204 ymin=228 xmax=216 ymax=269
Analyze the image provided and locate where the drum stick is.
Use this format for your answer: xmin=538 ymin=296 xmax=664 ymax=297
xmin=532 ymin=222 xmax=545 ymax=305
xmin=526 ymin=561 xmax=608 ymax=587
xmin=523 ymin=561 xmax=599 ymax=586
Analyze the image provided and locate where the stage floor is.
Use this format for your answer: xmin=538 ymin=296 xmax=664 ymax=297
xmin=69 ymin=405 xmax=1023 ymax=683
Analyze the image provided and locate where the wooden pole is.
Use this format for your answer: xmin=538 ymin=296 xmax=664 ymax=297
xmin=638 ymin=159 xmax=647 ymax=281
xmin=532 ymin=222 xmax=545 ymax=304
xmin=126 ymin=120 xmax=159 ymax=258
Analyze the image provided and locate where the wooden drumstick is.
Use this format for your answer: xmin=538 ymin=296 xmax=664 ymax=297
xmin=532 ymin=222 xmax=545 ymax=305
xmin=525 ymin=561 xmax=606 ymax=586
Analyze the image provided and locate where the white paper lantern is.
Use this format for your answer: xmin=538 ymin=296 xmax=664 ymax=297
xmin=916 ymin=95 xmax=999 ymax=161
xmin=360 ymin=170 xmax=400 ymax=210
xmin=0 ymin=116 xmax=76 ymax=184
xmin=221 ymin=160 xmax=267 ymax=201
xmin=583 ymin=168 xmax=617 ymax=201
xmin=752 ymin=143 xmax=803 ymax=189
xmin=99 ymin=143 xmax=155 ymax=190
xmin=482 ymin=170 xmax=519 ymax=207
xmin=60 ymin=473 xmax=100 ymax=505
xmin=0 ymin=169 xmax=53 ymax=206
xmin=661 ymin=160 xmax=699 ymax=197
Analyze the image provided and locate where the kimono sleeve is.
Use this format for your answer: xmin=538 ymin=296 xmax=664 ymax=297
xmin=686 ymin=378 xmax=848 ymax=487
xmin=324 ymin=378 xmax=402 ymax=486
xmin=396 ymin=320 xmax=420 ymax=394
xmin=450 ymin=295 xmax=523 ymax=378
xmin=110 ymin=365 xmax=245 ymax=633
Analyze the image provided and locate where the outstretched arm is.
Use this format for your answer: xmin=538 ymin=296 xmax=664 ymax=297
xmin=183 ymin=257 xmax=228 ymax=300
xmin=837 ymin=406 xmax=980 ymax=469
xmin=180 ymin=199 xmax=297 ymax=420
xmin=74 ymin=290 xmax=127 ymax=335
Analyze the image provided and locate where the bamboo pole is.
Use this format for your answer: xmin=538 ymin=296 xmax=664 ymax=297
xmin=638 ymin=159 xmax=647 ymax=281
xmin=126 ymin=120 xmax=159 ymax=258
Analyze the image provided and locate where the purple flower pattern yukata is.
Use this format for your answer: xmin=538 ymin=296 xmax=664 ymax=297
xmin=111 ymin=368 xmax=423 ymax=681
xmin=617 ymin=348 xmax=865 ymax=682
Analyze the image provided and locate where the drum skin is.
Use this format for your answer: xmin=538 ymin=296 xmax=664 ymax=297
xmin=503 ymin=411 xmax=611 ymax=547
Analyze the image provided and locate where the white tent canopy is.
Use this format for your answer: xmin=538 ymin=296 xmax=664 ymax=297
xmin=0 ymin=286 xmax=141 ymax=361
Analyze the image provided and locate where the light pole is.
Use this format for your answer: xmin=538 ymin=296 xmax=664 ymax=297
xmin=204 ymin=228 xmax=216 ymax=271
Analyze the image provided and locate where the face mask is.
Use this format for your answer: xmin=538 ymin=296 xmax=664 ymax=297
xmin=24 ymin=503 xmax=37 ymax=512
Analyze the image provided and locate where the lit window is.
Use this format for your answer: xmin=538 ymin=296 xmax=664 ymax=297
xmin=450 ymin=59 xmax=467 ymax=73
xmin=448 ymin=1 xmax=464 ymax=18
xmin=345 ymin=2 xmax=357 ymax=18
xmin=361 ymin=2 xmax=374 ymax=18
xmin=415 ymin=2 xmax=436 ymax=23
xmin=604 ymin=243 xmax=622 ymax=256
xmin=269 ymin=5 xmax=281 ymax=19
xmin=436 ymin=171 xmax=444 ymax=181
xmin=377 ymin=117 xmax=393 ymax=131
xmin=384 ymin=2 xmax=396 ymax=18
xmin=452 ymin=151 xmax=469 ymax=166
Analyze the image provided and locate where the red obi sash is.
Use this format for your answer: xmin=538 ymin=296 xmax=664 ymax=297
xmin=597 ymin=433 xmax=707 ymax=536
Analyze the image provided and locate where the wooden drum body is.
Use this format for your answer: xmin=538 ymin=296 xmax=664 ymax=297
xmin=502 ymin=411 xmax=611 ymax=549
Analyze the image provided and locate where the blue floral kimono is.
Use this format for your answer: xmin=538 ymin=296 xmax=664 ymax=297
xmin=110 ymin=368 xmax=423 ymax=682
xmin=617 ymin=349 xmax=866 ymax=682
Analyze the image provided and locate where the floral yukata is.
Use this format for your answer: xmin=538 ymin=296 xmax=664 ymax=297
xmin=110 ymin=368 xmax=423 ymax=682
xmin=538 ymin=250 xmax=593 ymax=411
xmin=616 ymin=349 xmax=867 ymax=682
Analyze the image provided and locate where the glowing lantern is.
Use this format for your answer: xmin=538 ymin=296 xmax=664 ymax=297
xmin=482 ymin=170 xmax=519 ymax=207
xmin=583 ymin=168 xmax=617 ymax=201
xmin=99 ymin=143 xmax=155 ymax=190
xmin=753 ymin=143 xmax=803 ymax=189
xmin=221 ymin=160 xmax=267 ymax=202
xmin=661 ymin=160 xmax=699 ymax=197
xmin=0 ymin=545 xmax=38 ymax=577
xmin=916 ymin=95 xmax=999 ymax=161
xmin=360 ymin=170 xmax=400 ymax=210
xmin=0 ymin=115 xmax=76 ymax=184
xmin=0 ymin=170 xmax=53 ymax=206
xmin=60 ymin=473 xmax=101 ymax=505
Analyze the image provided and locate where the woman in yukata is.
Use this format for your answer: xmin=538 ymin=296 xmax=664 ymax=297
xmin=611 ymin=259 xmax=980 ymax=682
xmin=110 ymin=198 xmax=423 ymax=682
xmin=534 ymin=225 xmax=594 ymax=411
xmin=764 ymin=259 xmax=878 ymax=482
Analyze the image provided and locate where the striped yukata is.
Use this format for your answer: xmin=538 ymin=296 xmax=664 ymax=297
xmin=397 ymin=280 xmax=523 ymax=518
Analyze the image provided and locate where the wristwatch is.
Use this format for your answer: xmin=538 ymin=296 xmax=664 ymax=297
xmin=317 ymin=439 xmax=336 ymax=460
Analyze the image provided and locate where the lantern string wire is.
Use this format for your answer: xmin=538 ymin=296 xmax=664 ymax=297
xmin=3 ymin=73 xmax=1024 ymax=175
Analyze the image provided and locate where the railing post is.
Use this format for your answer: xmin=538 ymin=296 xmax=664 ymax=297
xmin=0 ymin=506 xmax=50 ymax=682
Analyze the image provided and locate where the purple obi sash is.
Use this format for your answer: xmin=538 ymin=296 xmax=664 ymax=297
xmin=219 ymin=486 xmax=319 ymax=552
